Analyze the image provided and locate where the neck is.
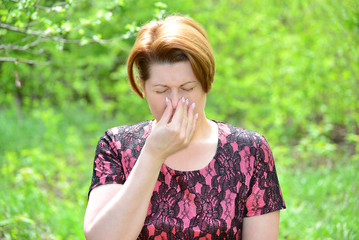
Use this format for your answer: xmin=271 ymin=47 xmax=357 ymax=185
xmin=191 ymin=113 xmax=215 ymax=142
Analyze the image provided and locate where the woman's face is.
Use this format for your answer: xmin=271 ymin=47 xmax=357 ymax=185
xmin=143 ymin=61 xmax=207 ymax=122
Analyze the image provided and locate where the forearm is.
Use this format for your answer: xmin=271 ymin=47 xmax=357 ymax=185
xmin=85 ymin=149 xmax=164 ymax=240
xmin=85 ymin=98 xmax=197 ymax=239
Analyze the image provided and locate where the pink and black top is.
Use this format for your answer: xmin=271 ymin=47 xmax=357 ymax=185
xmin=89 ymin=120 xmax=286 ymax=239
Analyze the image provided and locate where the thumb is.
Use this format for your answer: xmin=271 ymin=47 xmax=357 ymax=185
xmin=157 ymin=97 xmax=173 ymax=125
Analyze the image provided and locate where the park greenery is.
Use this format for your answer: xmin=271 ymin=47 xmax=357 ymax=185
xmin=1 ymin=0 xmax=358 ymax=239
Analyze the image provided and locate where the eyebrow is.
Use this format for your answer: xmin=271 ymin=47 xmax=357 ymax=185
xmin=153 ymin=81 xmax=197 ymax=88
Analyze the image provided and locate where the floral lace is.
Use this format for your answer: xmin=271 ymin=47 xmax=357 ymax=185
xmin=89 ymin=120 xmax=286 ymax=239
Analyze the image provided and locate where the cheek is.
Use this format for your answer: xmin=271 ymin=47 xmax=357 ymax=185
xmin=148 ymin=97 xmax=167 ymax=120
xmin=190 ymin=93 xmax=206 ymax=109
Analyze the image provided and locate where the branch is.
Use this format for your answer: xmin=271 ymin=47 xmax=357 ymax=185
xmin=50 ymin=35 xmax=134 ymax=44
xmin=0 ymin=23 xmax=48 ymax=37
xmin=13 ymin=35 xmax=34 ymax=45
xmin=0 ymin=38 xmax=44 ymax=51
xmin=34 ymin=2 xmax=69 ymax=11
xmin=0 ymin=57 xmax=50 ymax=65
xmin=0 ymin=22 xmax=134 ymax=47
xmin=0 ymin=20 xmax=133 ymax=65
xmin=26 ymin=21 xmax=41 ymax=27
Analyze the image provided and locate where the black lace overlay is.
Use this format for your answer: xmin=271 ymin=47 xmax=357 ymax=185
xmin=89 ymin=120 xmax=286 ymax=239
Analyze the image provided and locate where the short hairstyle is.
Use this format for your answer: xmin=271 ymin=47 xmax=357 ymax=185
xmin=127 ymin=15 xmax=215 ymax=98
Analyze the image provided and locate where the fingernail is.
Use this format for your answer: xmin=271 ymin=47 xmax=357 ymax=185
xmin=182 ymin=97 xmax=185 ymax=103
xmin=165 ymin=97 xmax=169 ymax=105
xmin=186 ymin=99 xmax=189 ymax=105
xmin=191 ymin=102 xmax=195 ymax=109
xmin=194 ymin=113 xmax=199 ymax=119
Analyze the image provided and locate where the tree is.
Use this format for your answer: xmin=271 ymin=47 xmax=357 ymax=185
xmin=0 ymin=0 xmax=166 ymax=114
xmin=0 ymin=0 xmax=138 ymax=65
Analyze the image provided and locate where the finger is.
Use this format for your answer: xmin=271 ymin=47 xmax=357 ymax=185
xmin=185 ymin=101 xmax=199 ymax=144
xmin=170 ymin=97 xmax=185 ymax=126
xmin=184 ymin=101 xmax=196 ymax=140
xmin=157 ymin=97 xmax=173 ymax=125
xmin=180 ymin=99 xmax=191 ymax=135
xmin=178 ymin=98 xmax=190 ymax=139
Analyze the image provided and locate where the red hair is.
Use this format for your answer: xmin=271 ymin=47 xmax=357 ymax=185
xmin=127 ymin=15 xmax=215 ymax=98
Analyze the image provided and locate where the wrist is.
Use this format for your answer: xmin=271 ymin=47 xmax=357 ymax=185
xmin=140 ymin=143 xmax=167 ymax=167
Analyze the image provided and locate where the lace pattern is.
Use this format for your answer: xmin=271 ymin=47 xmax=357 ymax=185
xmin=89 ymin=120 xmax=286 ymax=239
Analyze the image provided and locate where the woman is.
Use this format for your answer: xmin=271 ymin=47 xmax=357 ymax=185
xmin=84 ymin=15 xmax=286 ymax=239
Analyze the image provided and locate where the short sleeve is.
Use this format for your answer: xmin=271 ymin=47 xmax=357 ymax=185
xmin=244 ymin=135 xmax=286 ymax=217
xmin=88 ymin=129 xmax=125 ymax=196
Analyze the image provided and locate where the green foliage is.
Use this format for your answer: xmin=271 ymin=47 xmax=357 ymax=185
xmin=279 ymin=155 xmax=359 ymax=239
xmin=198 ymin=0 xmax=359 ymax=146
xmin=0 ymin=106 xmax=117 ymax=239
xmin=1 ymin=0 xmax=358 ymax=239
xmin=1 ymin=106 xmax=358 ymax=239
xmin=1 ymin=111 xmax=92 ymax=237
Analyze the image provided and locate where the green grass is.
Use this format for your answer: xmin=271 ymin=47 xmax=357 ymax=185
xmin=278 ymin=161 xmax=359 ymax=239
xmin=0 ymin=107 xmax=358 ymax=239
xmin=0 ymin=106 xmax=116 ymax=240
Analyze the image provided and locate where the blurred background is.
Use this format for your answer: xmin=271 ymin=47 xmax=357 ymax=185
xmin=0 ymin=0 xmax=358 ymax=239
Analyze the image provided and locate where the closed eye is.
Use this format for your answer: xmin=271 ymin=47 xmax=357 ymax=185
xmin=155 ymin=89 xmax=167 ymax=94
xmin=182 ymin=88 xmax=194 ymax=92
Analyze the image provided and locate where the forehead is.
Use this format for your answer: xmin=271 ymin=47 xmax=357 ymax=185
xmin=147 ymin=61 xmax=198 ymax=86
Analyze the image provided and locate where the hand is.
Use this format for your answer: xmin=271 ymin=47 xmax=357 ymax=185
xmin=143 ymin=97 xmax=198 ymax=162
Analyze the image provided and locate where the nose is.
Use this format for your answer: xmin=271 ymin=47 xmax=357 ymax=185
xmin=168 ymin=90 xmax=182 ymax=108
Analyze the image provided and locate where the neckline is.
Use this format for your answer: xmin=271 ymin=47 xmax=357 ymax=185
xmin=148 ymin=119 xmax=221 ymax=174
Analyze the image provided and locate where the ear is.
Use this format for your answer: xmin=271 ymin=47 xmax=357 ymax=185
xmin=140 ymin=80 xmax=146 ymax=98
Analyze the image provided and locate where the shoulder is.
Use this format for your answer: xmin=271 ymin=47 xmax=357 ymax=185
xmin=96 ymin=120 xmax=152 ymax=151
xmin=214 ymin=120 xmax=268 ymax=148
xmin=105 ymin=120 xmax=152 ymax=139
